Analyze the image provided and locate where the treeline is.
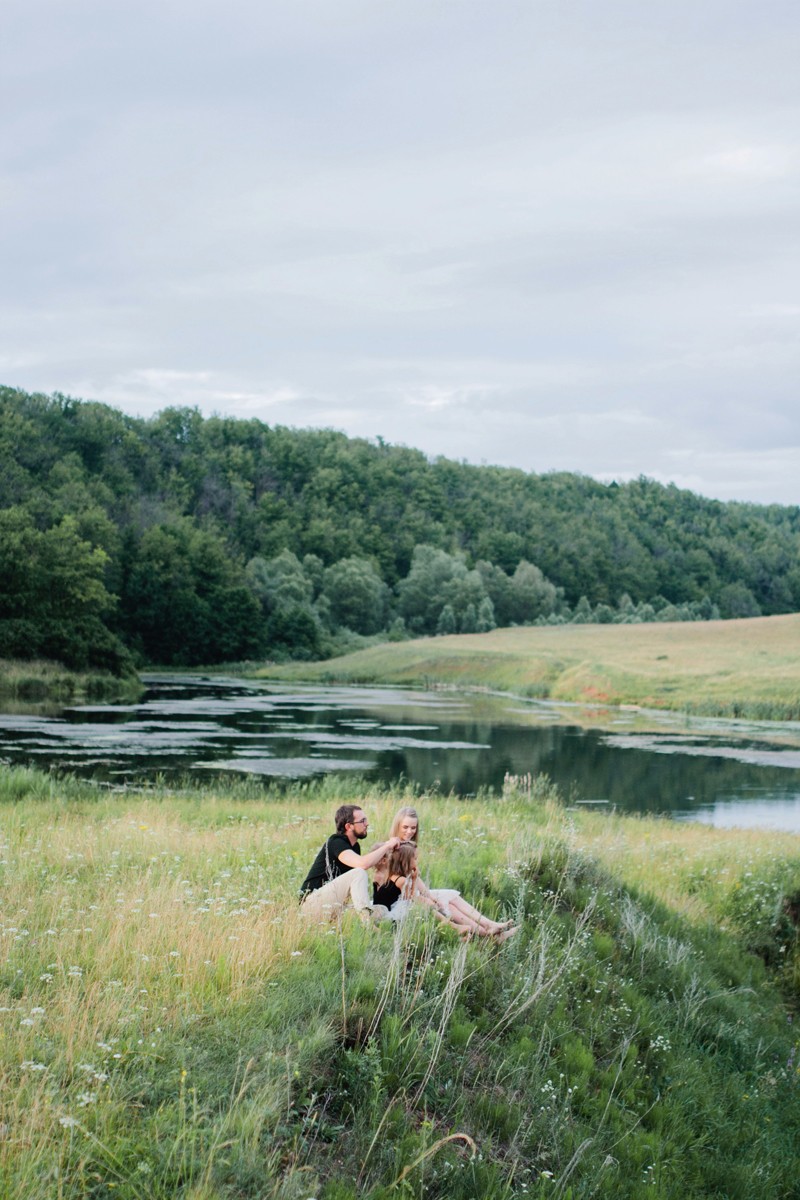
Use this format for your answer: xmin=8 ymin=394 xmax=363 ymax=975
xmin=1 ymin=385 xmax=799 ymax=672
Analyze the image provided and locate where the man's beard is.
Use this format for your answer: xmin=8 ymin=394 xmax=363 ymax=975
xmin=355 ymin=829 xmax=367 ymax=839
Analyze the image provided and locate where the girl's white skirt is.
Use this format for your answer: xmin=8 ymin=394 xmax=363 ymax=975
xmin=388 ymin=897 xmax=412 ymax=922
xmin=427 ymin=888 xmax=460 ymax=916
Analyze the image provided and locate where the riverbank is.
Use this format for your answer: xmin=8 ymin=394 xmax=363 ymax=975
xmin=0 ymin=659 xmax=142 ymax=704
xmin=254 ymin=613 xmax=800 ymax=721
xmin=0 ymin=766 xmax=798 ymax=1199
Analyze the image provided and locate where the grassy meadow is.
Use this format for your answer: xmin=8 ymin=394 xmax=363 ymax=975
xmin=0 ymin=766 xmax=798 ymax=1199
xmin=255 ymin=614 xmax=800 ymax=722
xmin=0 ymin=660 xmax=142 ymax=705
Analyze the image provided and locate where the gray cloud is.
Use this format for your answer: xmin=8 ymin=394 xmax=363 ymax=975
xmin=2 ymin=0 xmax=799 ymax=503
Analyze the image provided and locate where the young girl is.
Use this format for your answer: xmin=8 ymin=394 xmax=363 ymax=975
xmin=372 ymin=840 xmax=424 ymax=923
xmin=374 ymin=837 xmax=518 ymax=941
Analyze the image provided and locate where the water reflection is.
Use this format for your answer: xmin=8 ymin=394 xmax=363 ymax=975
xmin=0 ymin=676 xmax=800 ymax=831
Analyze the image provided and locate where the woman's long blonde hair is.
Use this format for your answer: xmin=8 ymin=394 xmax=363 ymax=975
xmin=373 ymin=807 xmax=420 ymax=887
xmin=389 ymin=806 xmax=420 ymax=842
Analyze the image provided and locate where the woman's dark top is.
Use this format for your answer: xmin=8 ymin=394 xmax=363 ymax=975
xmin=373 ymin=878 xmax=401 ymax=908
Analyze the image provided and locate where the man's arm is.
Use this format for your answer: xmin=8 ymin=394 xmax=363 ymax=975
xmin=338 ymin=837 xmax=400 ymax=871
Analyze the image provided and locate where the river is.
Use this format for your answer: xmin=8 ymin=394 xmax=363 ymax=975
xmin=2 ymin=674 xmax=800 ymax=831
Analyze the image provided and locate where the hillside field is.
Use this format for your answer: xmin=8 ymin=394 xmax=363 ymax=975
xmin=0 ymin=767 xmax=798 ymax=1199
xmin=256 ymin=613 xmax=800 ymax=721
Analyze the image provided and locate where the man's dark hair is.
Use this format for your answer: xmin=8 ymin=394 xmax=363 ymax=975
xmin=335 ymin=804 xmax=361 ymax=834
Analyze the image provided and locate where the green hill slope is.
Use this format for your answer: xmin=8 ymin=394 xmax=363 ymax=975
xmin=0 ymin=768 xmax=798 ymax=1199
xmin=257 ymin=613 xmax=800 ymax=720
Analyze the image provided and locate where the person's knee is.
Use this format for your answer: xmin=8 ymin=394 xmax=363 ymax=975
xmin=346 ymin=867 xmax=370 ymax=894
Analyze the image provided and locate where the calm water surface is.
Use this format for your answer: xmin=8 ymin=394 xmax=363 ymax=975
xmin=2 ymin=675 xmax=800 ymax=832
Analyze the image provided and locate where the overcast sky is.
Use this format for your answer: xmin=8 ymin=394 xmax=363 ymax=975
xmin=2 ymin=1 xmax=799 ymax=504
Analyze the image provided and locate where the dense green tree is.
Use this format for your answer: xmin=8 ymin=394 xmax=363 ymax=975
xmin=120 ymin=522 xmax=261 ymax=665
xmin=245 ymin=550 xmax=325 ymax=657
xmin=2 ymin=386 xmax=800 ymax=669
xmin=397 ymin=546 xmax=462 ymax=634
xmin=322 ymin=557 xmax=388 ymax=635
xmin=571 ymin=596 xmax=593 ymax=623
xmin=460 ymin=603 xmax=478 ymax=634
xmin=302 ymin=553 xmax=325 ymax=598
xmin=246 ymin=550 xmax=313 ymax=614
xmin=436 ymin=604 xmax=456 ymax=635
xmin=449 ymin=569 xmax=488 ymax=626
xmin=508 ymin=560 xmax=560 ymax=623
xmin=0 ymin=509 xmax=110 ymax=621
xmin=398 ymin=546 xmax=489 ymax=635
xmin=0 ymin=507 xmax=130 ymax=671
xmin=717 ymin=581 xmax=762 ymax=619
xmin=265 ymin=606 xmax=321 ymax=660
xmin=475 ymin=560 xmax=514 ymax=625
xmin=477 ymin=596 xmax=496 ymax=632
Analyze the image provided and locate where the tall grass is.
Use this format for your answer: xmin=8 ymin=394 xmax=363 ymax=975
xmin=0 ymin=767 xmax=798 ymax=1197
xmin=256 ymin=613 xmax=800 ymax=722
xmin=0 ymin=660 xmax=142 ymax=704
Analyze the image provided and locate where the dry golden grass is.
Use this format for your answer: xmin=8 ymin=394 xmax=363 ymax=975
xmin=2 ymin=773 xmax=800 ymax=1199
xmin=258 ymin=613 xmax=800 ymax=718
xmin=566 ymin=805 xmax=800 ymax=923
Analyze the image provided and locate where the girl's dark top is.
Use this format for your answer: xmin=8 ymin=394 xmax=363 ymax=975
xmin=373 ymin=878 xmax=401 ymax=908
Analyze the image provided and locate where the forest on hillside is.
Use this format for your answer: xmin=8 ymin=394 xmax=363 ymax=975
xmin=2 ymin=385 xmax=799 ymax=673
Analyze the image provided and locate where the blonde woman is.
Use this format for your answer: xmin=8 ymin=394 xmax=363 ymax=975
xmin=378 ymin=806 xmax=517 ymax=939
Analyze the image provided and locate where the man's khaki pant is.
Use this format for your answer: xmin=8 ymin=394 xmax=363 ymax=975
xmin=300 ymin=868 xmax=389 ymax=922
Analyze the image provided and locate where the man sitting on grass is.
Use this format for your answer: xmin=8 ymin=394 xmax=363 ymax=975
xmin=299 ymin=804 xmax=399 ymax=925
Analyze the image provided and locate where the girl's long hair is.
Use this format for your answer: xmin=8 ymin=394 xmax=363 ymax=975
xmin=388 ymin=840 xmax=419 ymax=897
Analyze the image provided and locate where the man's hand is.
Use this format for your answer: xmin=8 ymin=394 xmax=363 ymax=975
xmin=340 ymin=835 xmax=402 ymax=872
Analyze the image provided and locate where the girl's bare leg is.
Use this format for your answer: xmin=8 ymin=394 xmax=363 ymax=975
xmin=448 ymin=896 xmax=510 ymax=935
xmin=435 ymin=906 xmax=492 ymax=938
xmin=436 ymin=906 xmax=519 ymax=941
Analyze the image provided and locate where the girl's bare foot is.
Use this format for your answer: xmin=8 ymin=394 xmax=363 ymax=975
xmin=494 ymin=925 xmax=520 ymax=943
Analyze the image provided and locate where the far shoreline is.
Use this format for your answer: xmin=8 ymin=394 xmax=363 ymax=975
xmin=250 ymin=613 xmax=800 ymax=724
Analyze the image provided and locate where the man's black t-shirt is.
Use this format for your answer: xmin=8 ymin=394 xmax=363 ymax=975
xmin=300 ymin=834 xmax=357 ymax=896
